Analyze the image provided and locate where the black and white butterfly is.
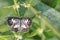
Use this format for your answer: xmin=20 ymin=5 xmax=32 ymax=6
xmin=7 ymin=17 xmax=32 ymax=32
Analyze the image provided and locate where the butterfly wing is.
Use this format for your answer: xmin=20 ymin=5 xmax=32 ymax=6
xmin=20 ymin=18 xmax=32 ymax=32
xmin=7 ymin=17 xmax=21 ymax=32
xmin=7 ymin=17 xmax=32 ymax=32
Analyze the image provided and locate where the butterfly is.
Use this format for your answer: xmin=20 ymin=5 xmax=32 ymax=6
xmin=7 ymin=17 xmax=32 ymax=32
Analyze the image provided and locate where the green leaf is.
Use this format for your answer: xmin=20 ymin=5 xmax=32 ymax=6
xmin=19 ymin=6 xmax=27 ymax=17
xmin=24 ymin=9 xmax=34 ymax=18
xmin=46 ymin=37 xmax=59 ymax=40
xmin=0 ymin=7 xmax=17 ymax=25
xmin=0 ymin=35 xmax=14 ymax=40
xmin=55 ymin=1 xmax=60 ymax=12
xmin=0 ymin=24 xmax=10 ymax=32
xmin=0 ymin=0 xmax=14 ymax=7
xmin=44 ymin=30 xmax=55 ymax=38
xmin=41 ymin=0 xmax=59 ymax=8
xmin=0 ymin=0 xmax=60 ymax=40
xmin=34 ymin=1 xmax=60 ymax=33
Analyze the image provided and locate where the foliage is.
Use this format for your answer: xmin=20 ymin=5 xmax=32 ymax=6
xmin=0 ymin=0 xmax=60 ymax=40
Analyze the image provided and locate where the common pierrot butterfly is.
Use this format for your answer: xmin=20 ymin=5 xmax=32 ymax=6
xmin=7 ymin=17 xmax=32 ymax=32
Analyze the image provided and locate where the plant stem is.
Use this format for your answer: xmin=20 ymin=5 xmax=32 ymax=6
xmin=13 ymin=0 xmax=20 ymax=17
xmin=41 ymin=34 xmax=46 ymax=40
xmin=29 ymin=0 xmax=32 ymax=3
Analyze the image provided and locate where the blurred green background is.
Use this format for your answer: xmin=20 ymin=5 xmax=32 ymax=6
xmin=0 ymin=0 xmax=60 ymax=40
